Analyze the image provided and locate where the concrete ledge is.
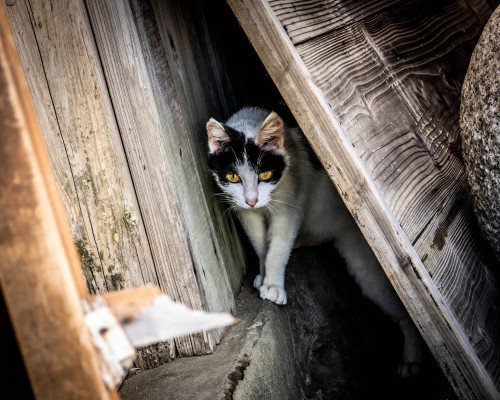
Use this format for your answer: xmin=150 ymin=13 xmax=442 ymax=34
xmin=119 ymin=244 xmax=456 ymax=400
xmin=119 ymin=281 xmax=302 ymax=400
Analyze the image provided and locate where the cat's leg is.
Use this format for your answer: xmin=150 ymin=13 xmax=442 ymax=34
xmin=237 ymin=210 xmax=267 ymax=289
xmin=259 ymin=213 xmax=301 ymax=305
xmin=397 ymin=317 xmax=422 ymax=378
xmin=358 ymin=265 xmax=422 ymax=376
xmin=337 ymin=227 xmax=422 ymax=377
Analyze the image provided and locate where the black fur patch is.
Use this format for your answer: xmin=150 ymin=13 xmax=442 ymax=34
xmin=244 ymin=140 xmax=286 ymax=184
xmin=208 ymin=126 xmax=286 ymax=185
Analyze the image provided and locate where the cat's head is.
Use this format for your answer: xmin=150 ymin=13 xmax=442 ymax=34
xmin=206 ymin=108 xmax=288 ymax=210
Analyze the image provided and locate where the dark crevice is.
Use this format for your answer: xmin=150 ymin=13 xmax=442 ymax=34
xmin=224 ymin=355 xmax=251 ymax=399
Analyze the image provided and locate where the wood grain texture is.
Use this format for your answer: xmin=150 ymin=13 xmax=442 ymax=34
xmin=86 ymin=0 xmax=246 ymax=355
xmin=269 ymin=0 xmax=399 ymax=45
xmin=227 ymin=0 xmax=500 ymax=398
xmin=147 ymin=0 xmax=248 ymax=298
xmin=85 ymin=0 xmax=203 ymax=357
xmin=0 ymin=4 xmax=112 ymax=396
xmin=290 ymin=0 xmax=500 ymax=390
xmin=270 ymin=0 xmax=494 ymax=45
xmin=4 ymin=0 xmax=158 ymax=295
xmin=6 ymin=0 xmax=248 ymax=365
xmin=3 ymin=0 xmax=107 ymax=294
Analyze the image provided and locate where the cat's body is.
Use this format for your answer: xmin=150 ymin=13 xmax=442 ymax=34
xmin=207 ymin=107 xmax=421 ymax=377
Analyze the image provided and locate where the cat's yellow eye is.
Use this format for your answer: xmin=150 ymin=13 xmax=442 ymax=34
xmin=259 ymin=171 xmax=272 ymax=181
xmin=226 ymin=173 xmax=240 ymax=183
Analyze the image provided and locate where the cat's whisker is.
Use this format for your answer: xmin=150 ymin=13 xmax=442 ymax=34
xmin=212 ymin=192 xmax=233 ymax=204
xmin=223 ymin=204 xmax=237 ymax=217
xmin=272 ymin=197 xmax=294 ymax=206
xmin=271 ymin=198 xmax=297 ymax=210
xmin=266 ymin=203 xmax=279 ymax=224
xmin=264 ymin=205 xmax=273 ymax=223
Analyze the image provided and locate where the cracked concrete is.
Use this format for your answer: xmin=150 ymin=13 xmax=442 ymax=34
xmin=118 ymin=281 xmax=300 ymax=400
xmin=119 ymin=275 xmax=306 ymax=400
xmin=119 ymin=243 xmax=456 ymax=400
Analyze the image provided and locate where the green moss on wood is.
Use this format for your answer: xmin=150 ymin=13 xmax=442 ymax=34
xmin=75 ymin=238 xmax=99 ymax=294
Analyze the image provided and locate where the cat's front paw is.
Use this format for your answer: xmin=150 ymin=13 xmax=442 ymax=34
xmin=259 ymin=285 xmax=287 ymax=305
xmin=253 ymin=274 xmax=264 ymax=289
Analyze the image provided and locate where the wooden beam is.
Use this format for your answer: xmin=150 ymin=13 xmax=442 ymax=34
xmin=0 ymin=4 xmax=116 ymax=398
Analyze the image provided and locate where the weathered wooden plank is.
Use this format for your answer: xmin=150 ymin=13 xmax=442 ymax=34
xmin=5 ymin=0 xmax=158 ymax=294
xmin=147 ymin=0 xmax=248 ymax=297
xmin=7 ymin=0 xmax=247 ymax=364
xmin=226 ymin=0 xmax=500 ymax=398
xmin=0 ymin=5 xmax=113 ymax=396
xmin=130 ymin=0 xmax=242 ymax=317
xmin=3 ymin=0 xmax=106 ymax=294
xmin=290 ymin=0 xmax=500 ymax=390
xmin=86 ymin=0 xmax=244 ymax=356
xmin=85 ymin=0 xmax=202 ymax=357
xmin=269 ymin=0 xmax=494 ymax=45
xmin=269 ymin=0 xmax=400 ymax=45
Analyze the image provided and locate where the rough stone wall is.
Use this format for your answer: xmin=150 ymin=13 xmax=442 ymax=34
xmin=460 ymin=5 xmax=500 ymax=261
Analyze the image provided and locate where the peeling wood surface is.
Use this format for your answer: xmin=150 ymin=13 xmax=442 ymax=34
xmin=227 ymin=0 xmax=500 ymax=399
xmin=101 ymin=286 xmax=236 ymax=349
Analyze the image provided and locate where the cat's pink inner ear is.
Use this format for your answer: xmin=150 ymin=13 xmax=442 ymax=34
xmin=255 ymin=111 xmax=284 ymax=150
xmin=207 ymin=118 xmax=230 ymax=153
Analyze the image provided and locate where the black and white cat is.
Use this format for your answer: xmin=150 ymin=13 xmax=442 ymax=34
xmin=206 ymin=107 xmax=421 ymax=377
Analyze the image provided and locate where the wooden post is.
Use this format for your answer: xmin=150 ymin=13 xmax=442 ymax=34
xmin=0 ymin=4 xmax=117 ymax=399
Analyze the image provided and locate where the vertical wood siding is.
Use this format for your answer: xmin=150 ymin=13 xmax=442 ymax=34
xmin=4 ymin=0 xmax=246 ymax=363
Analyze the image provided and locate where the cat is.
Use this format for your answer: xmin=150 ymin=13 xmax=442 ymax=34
xmin=206 ymin=107 xmax=421 ymax=377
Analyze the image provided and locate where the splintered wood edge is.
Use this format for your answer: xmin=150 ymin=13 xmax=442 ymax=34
xmin=98 ymin=285 xmax=237 ymax=349
xmin=225 ymin=1 xmax=498 ymax=399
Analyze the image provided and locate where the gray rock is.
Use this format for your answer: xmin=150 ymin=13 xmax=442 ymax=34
xmin=460 ymin=6 xmax=500 ymax=261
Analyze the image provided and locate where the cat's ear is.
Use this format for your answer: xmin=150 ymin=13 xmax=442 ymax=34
xmin=255 ymin=111 xmax=284 ymax=151
xmin=206 ymin=118 xmax=231 ymax=154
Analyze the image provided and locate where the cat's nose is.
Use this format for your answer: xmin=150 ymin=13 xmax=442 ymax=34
xmin=246 ymin=198 xmax=258 ymax=207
